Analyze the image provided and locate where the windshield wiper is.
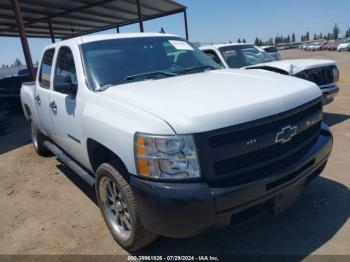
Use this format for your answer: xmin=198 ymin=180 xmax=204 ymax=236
xmin=98 ymin=71 xmax=178 ymax=91
xmin=176 ymin=65 xmax=217 ymax=74
xmin=124 ymin=71 xmax=178 ymax=81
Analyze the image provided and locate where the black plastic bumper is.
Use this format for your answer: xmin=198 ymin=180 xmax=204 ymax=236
xmin=321 ymin=84 xmax=339 ymax=105
xmin=130 ymin=124 xmax=333 ymax=238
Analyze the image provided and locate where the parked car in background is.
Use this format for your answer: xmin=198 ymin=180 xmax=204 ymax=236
xmin=321 ymin=41 xmax=337 ymax=51
xmin=337 ymin=39 xmax=350 ymax=51
xmin=305 ymin=42 xmax=324 ymax=51
xmin=310 ymin=42 xmax=326 ymax=51
xmin=21 ymin=33 xmax=333 ymax=251
xmin=320 ymin=41 xmax=329 ymax=50
xmin=260 ymin=46 xmax=281 ymax=60
xmin=0 ymin=67 xmax=37 ymax=112
xmin=200 ymin=43 xmax=340 ymax=104
xmin=326 ymin=40 xmax=340 ymax=51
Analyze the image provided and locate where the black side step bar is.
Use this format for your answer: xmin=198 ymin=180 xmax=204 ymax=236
xmin=43 ymin=140 xmax=95 ymax=187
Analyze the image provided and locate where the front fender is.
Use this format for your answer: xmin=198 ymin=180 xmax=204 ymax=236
xmin=81 ymin=94 xmax=175 ymax=174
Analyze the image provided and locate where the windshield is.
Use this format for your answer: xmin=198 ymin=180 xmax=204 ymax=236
xmin=81 ymin=36 xmax=220 ymax=88
xmin=219 ymin=45 xmax=273 ymax=68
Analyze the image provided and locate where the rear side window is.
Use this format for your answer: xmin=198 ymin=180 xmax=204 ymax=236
xmin=39 ymin=48 xmax=55 ymax=89
xmin=54 ymin=46 xmax=77 ymax=92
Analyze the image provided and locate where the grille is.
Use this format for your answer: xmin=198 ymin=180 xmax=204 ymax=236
xmin=209 ymin=101 xmax=321 ymax=148
xmin=194 ymin=98 xmax=322 ymax=185
xmin=214 ymin=123 xmax=320 ymax=175
xmin=295 ymin=66 xmax=334 ymax=87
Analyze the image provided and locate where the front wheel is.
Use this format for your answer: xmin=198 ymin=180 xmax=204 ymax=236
xmin=95 ymin=162 xmax=158 ymax=251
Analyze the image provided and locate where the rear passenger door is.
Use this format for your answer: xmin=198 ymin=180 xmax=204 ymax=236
xmin=35 ymin=48 xmax=55 ymax=136
xmin=49 ymin=45 xmax=83 ymax=161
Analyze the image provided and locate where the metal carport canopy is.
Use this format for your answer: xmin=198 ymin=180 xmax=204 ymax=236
xmin=0 ymin=0 xmax=188 ymax=80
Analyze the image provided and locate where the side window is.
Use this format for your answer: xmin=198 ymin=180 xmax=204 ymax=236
xmin=39 ymin=48 xmax=55 ymax=89
xmin=204 ymin=50 xmax=223 ymax=66
xmin=54 ymin=46 xmax=77 ymax=93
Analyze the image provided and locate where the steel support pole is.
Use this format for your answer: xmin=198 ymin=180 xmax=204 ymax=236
xmin=184 ymin=10 xmax=189 ymax=40
xmin=48 ymin=19 xmax=55 ymax=43
xmin=10 ymin=0 xmax=35 ymax=80
xmin=116 ymin=25 xmax=120 ymax=33
xmin=136 ymin=0 xmax=144 ymax=32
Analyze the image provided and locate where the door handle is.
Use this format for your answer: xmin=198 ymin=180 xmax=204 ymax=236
xmin=35 ymin=95 xmax=41 ymax=104
xmin=49 ymin=101 xmax=57 ymax=112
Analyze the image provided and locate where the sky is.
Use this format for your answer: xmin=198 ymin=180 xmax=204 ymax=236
xmin=1 ymin=0 xmax=350 ymax=66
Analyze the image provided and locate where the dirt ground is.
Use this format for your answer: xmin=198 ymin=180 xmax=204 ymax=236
xmin=0 ymin=50 xmax=349 ymax=257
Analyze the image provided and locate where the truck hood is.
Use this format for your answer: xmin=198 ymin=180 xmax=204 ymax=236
xmin=103 ymin=69 xmax=321 ymax=134
xmin=244 ymin=59 xmax=336 ymax=75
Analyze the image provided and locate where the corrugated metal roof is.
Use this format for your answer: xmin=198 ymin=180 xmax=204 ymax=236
xmin=0 ymin=0 xmax=186 ymax=38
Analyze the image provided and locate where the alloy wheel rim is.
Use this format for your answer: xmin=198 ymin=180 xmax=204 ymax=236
xmin=99 ymin=176 xmax=132 ymax=241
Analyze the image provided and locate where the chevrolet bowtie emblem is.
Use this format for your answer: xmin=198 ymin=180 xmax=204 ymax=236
xmin=275 ymin=125 xmax=297 ymax=144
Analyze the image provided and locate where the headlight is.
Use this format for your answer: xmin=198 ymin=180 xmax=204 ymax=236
xmin=332 ymin=67 xmax=339 ymax=82
xmin=134 ymin=133 xmax=200 ymax=179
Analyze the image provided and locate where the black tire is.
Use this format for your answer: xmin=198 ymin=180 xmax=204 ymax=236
xmin=95 ymin=162 xmax=158 ymax=251
xmin=30 ymin=120 xmax=50 ymax=156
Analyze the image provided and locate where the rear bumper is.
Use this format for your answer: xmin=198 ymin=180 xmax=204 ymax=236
xmin=131 ymin=124 xmax=333 ymax=238
xmin=320 ymin=84 xmax=339 ymax=105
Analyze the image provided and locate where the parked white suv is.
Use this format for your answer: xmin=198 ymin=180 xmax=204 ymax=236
xmin=337 ymin=39 xmax=350 ymax=51
xmin=200 ymin=43 xmax=339 ymax=104
xmin=21 ymin=33 xmax=333 ymax=251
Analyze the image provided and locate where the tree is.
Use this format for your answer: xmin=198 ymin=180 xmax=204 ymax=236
xmin=292 ymin=33 xmax=295 ymax=42
xmin=267 ymin=38 xmax=274 ymax=46
xmin=287 ymin=34 xmax=291 ymax=43
xmin=313 ymin=33 xmax=317 ymax=40
xmin=254 ymin=37 xmax=260 ymax=46
xmin=242 ymin=38 xmax=246 ymax=43
xmin=326 ymin=32 xmax=332 ymax=40
xmin=237 ymin=38 xmax=241 ymax=43
xmin=306 ymin=32 xmax=310 ymax=41
xmin=332 ymin=23 xmax=340 ymax=39
xmin=13 ymin=58 xmax=22 ymax=67
xmin=345 ymin=27 xmax=350 ymax=37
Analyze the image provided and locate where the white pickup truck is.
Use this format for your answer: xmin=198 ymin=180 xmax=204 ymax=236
xmin=21 ymin=33 xmax=333 ymax=251
xmin=200 ymin=43 xmax=340 ymax=105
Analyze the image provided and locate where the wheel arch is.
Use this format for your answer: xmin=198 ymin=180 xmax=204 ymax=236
xmin=87 ymin=138 xmax=129 ymax=178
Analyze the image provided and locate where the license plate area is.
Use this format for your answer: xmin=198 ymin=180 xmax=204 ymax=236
xmin=274 ymin=186 xmax=302 ymax=214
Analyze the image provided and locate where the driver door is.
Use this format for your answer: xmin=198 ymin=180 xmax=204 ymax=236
xmin=49 ymin=45 xmax=83 ymax=161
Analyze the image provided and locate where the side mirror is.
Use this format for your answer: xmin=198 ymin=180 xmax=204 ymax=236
xmin=54 ymin=82 xmax=78 ymax=97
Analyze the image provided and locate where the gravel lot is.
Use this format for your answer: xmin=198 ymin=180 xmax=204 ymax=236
xmin=0 ymin=50 xmax=349 ymax=257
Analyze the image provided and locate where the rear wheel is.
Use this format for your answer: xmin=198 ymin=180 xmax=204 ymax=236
xmin=95 ymin=162 xmax=158 ymax=251
xmin=30 ymin=120 xmax=50 ymax=156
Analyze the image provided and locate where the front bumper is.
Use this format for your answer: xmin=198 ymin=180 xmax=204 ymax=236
xmin=130 ymin=124 xmax=333 ymax=238
xmin=320 ymin=84 xmax=339 ymax=105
